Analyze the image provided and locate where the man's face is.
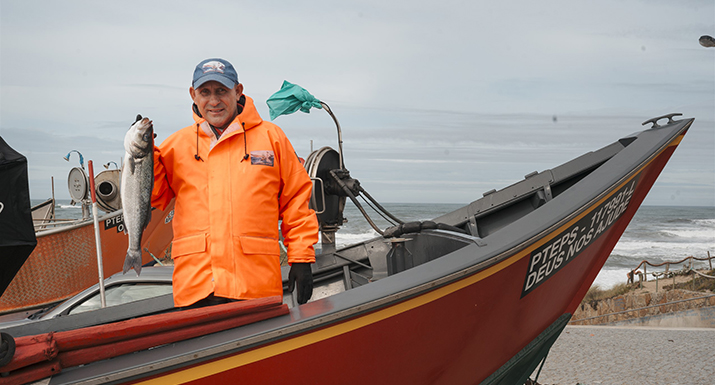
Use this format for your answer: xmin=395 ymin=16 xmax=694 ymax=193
xmin=190 ymin=81 xmax=243 ymax=128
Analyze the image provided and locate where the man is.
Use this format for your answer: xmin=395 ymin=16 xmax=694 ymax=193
xmin=151 ymin=58 xmax=319 ymax=307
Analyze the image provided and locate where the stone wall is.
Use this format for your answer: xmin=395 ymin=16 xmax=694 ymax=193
xmin=571 ymin=289 xmax=715 ymax=326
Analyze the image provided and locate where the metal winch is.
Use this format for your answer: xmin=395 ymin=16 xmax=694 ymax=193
xmin=65 ymin=158 xmax=122 ymax=217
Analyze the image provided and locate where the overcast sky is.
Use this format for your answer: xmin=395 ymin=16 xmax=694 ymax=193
xmin=1 ymin=0 xmax=713 ymax=206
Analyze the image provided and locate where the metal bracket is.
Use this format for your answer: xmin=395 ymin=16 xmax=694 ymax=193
xmin=641 ymin=113 xmax=682 ymax=129
xmin=310 ymin=177 xmax=326 ymax=214
xmin=466 ymin=213 xmax=487 ymax=246
xmin=543 ymin=183 xmax=553 ymax=201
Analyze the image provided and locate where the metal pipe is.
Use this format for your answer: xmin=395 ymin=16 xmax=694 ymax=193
xmin=333 ymin=252 xmax=372 ymax=270
xmin=87 ymin=161 xmax=106 ymax=308
xmin=320 ymin=102 xmax=344 ymax=170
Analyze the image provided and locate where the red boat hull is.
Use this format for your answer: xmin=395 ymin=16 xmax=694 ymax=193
xmin=125 ymin=134 xmax=685 ymax=385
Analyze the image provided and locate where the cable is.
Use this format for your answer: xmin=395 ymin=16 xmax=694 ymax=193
xmin=359 ymin=186 xmax=404 ymax=225
xmin=358 ymin=194 xmax=397 ymax=227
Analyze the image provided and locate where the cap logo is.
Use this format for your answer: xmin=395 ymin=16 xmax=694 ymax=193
xmin=202 ymin=61 xmax=225 ymax=74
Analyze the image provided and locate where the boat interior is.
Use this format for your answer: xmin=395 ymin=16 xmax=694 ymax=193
xmin=290 ymin=134 xmax=636 ymax=306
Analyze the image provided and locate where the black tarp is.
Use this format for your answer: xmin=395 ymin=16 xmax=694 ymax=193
xmin=0 ymin=136 xmax=37 ymax=297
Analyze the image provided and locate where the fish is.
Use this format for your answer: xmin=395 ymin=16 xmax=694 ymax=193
xmin=120 ymin=114 xmax=154 ymax=276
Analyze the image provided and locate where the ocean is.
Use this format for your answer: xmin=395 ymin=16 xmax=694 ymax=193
xmin=49 ymin=200 xmax=714 ymax=289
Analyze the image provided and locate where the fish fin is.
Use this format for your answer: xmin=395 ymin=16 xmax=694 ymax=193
xmin=123 ymin=250 xmax=143 ymax=276
xmin=127 ymin=158 xmax=135 ymax=174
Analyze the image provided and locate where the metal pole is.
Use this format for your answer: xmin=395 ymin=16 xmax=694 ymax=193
xmin=709 ymin=251 xmax=712 ymax=270
xmin=320 ymin=102 xmax=344 ymax=170
xmin=88 ymin=161 xmax=107 ymax=308
xmin=51 ymin=176 xmax=56 ymax=219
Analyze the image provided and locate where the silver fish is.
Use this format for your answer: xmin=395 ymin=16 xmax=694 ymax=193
xmin=121 ymin=115 xmax=154 ymax=276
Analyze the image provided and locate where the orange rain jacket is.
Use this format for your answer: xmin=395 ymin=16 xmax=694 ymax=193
xmin=151 ymin=95 xmax=318 ymax=307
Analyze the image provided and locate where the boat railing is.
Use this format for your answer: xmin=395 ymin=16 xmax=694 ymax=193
xmin=33 ymin=217 xmax=92 ymax=233
xmin=627 ymin=251 xmax=714 ymax=292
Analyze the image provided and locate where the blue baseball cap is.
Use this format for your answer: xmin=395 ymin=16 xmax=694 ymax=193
xmin=192 ymin=58 xmax=239 ymax=89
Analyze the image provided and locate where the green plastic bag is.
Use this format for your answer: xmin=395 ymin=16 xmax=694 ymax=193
xmin=266 ymin=80 xmax=323 ymax=121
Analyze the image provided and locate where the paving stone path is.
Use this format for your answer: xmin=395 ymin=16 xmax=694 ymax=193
xmin=531 ymin=325 xmax=714 ymax=385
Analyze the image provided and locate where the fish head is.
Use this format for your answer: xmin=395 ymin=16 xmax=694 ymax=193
xmin=124 ymin=117 xmax=154 ymax=157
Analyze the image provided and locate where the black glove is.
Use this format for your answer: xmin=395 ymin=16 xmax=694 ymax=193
xmin=133 ymin=114 xmax=142 ymax=125
xmin=288 ymin=263 xmax=313 ymax=305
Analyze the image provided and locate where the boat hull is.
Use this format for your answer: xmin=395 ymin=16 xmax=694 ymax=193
xmin=0 ymin=117 xmax=692 ymax=385
xmin=116 ymin=126 xmax=688 ymax=385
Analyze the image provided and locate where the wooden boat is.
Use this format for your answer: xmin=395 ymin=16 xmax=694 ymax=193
xmin=0 ymin=168 xmax=175 ymax=315
xmin=0 ymin=113 xmax=693 ymax=384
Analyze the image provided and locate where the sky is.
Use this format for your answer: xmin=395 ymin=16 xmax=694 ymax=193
xmin=1 ymin=0 xmax=713 ymax=206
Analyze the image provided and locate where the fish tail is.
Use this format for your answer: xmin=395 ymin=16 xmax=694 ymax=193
xmin=123 ymin=249 xmax=143 ymax=276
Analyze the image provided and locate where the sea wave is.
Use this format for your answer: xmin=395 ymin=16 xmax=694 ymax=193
xmin=613 ymin=239 xmax=714 ymax=253
xmin=593 ymin=268 xmax=632 ymax=289
xmin=335 ymin=230 xmax=380 ymax=248
xmin=661 ymin=228 xmax=715 ymax=239
xmin=693 ymin=218 xmax=715 ymax=226
xmin=58 ymin=204 xmax=81 ymax=210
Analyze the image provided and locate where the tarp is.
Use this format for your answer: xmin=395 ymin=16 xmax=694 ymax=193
xmin=0 ymin=136 xmax=37 ymax=297
xmin=266 ymin=80 xmax=323 ymax=121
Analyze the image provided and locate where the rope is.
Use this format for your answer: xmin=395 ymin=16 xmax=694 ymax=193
xmin=632 ymin=254 xmax=713 ymax=270
xmin=628 ymin=253 xmax=714 ymax=282
xmin=689 ymin=269 xmax=715 ymax=279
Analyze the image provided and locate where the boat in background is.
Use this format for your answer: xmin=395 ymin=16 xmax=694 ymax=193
xmin=31 ymin=198 xmax=55 ymax=231
xmin=0 ymin=111 xmax=694 ymax=384
xmin=0 ymin=159 xmax=174 ymax=315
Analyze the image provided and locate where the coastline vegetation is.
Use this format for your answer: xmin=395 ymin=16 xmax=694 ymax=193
xmin=583 ymin=268 xmax=715 ymax=305
xmin=582 ymin=282 xmax=633 ymax=304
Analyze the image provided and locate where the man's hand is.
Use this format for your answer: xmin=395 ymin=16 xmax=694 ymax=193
xmin=288 ymin=263 xmax=313 ymax=304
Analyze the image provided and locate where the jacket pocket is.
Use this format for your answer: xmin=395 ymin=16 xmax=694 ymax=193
xmin=172 ymin=233 xmax=207 ymax=258
xmin=239 ymin=236 xmax=280 ymax=256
